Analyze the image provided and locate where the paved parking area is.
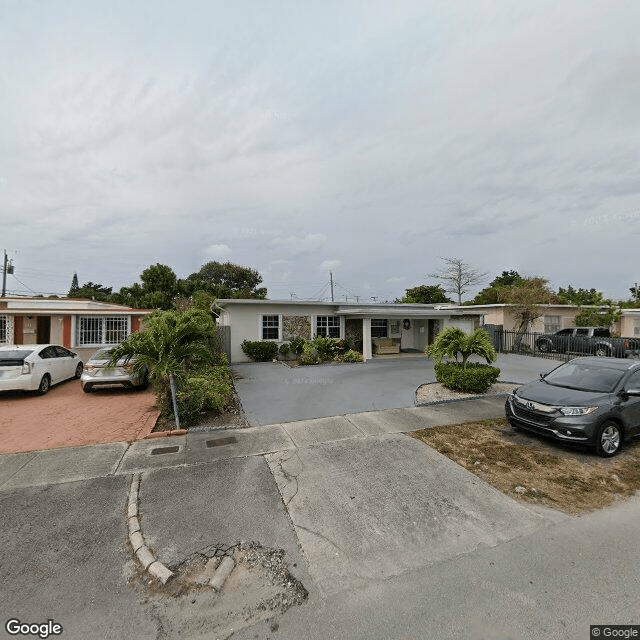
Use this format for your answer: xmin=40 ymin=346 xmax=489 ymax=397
xmin=0 ymin=380 xmax=159 ymax=453
xmin=233 ymin=354 xmax=563 ymax=425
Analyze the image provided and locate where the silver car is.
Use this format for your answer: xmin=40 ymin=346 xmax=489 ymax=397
xmin=80 ymin=347 xmax=149 ymax=393
xmin=0 ymin=344 xmax=83 ymax=394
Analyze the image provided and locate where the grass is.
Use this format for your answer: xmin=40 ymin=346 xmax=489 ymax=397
xmin=410 ymin=418 xmax=640 ymax=514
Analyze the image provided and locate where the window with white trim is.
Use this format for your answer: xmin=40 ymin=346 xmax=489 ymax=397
xmin=371 ymin=319 xmax=388 ymax=338
xmin=316 ymin=316 xmax=340 ymax=338
xmin=77 ymin=316 xmax=129 ymax=346
xmin=0 ymin=315 xmax=7 ymax=344
xmin=544 ymin=315 xmax=560 ymax=333
xmin=261 ymin=315 xmax=280 ymax=340
xmin=635 ymin=321 xmax=640 ymax=337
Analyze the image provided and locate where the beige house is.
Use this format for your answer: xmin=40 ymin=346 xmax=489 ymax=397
xmin=215 ymin=299 xmax=481 ymax=363
xmin=0 ymin=297 xmax=151 ymax=361
xmin=620 ymin=309 xmax=640 ymax=337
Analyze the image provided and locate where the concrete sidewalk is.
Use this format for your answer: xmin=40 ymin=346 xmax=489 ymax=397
xmin=0 ymin=396 xmax=508 ymax=490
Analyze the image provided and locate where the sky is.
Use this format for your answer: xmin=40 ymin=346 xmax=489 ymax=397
xmin=1 ymin=0 xmax=639 ymax=303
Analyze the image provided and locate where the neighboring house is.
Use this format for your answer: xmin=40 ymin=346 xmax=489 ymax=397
xmin=620 ymin=309 xmax=640 ymax=338
xmin=0 ymin=297 xmax=152 ymax=361
xmin=215 ymin=299 xmax=481 ymax=362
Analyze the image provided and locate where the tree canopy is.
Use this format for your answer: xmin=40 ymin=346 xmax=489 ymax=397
xmin=557 ymin=285 xmax=607 ymax=306
xmin=398 ymin=284 xmax=452 ymax=304
xmin=427 ymin=257 xmax=488 ymax=304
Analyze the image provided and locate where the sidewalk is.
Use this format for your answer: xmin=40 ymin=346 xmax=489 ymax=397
xmin=0 ymin=396 xmax=507 ymax=490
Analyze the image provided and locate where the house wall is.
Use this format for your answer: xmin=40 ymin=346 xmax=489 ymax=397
xmin=620 ymin=312 xmax=640 ymax=337
xmin=224 ymin=303 xmax=344 ymax=363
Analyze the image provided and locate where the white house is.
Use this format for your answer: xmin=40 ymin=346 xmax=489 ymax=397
xmin=214 ymin=299 xmax=481 ymax=362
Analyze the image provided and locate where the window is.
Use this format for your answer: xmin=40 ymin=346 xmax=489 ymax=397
xmin=0 ymin=315 xmax=7 ymax=344
xmin=316 ymin=316 xmax=340 ymax=338
xmin=371 ymin=319 xmax=388 ymax=338
xmin=78 ymin=316 xmax=128 ymax=346
xmin=261 ymin=315 xmax=280 ymax=340
xmin=544 ymin=316 xmax=560 ymax=333
xmin=634 ymin=321 xmax=640 ymax=337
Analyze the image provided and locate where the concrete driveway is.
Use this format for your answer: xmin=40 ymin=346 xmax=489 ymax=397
xmin=233 ymin=354 xmax=563 ymax=425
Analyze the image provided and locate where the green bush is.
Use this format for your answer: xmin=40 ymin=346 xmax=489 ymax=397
xmin=289 ymin=337 xmax=306 ymax=357
xmin=341 ymin=349 xmax=363 ymax=363
xmin=176 ymin=367 xmax=233 ymax=426
xmin=312 ymin=335 xmax=342 ymax=361
xmin=278 ymin=343 xmax=291 ymax=357
xmin=434 ymin=361 xmax=500 ymax=393
xmin=299 ymin=342 xmax=319 ymax=365
xmin=241 ymin=340 xmax=278 ymax=362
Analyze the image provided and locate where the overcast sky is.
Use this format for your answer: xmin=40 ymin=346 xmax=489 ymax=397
xmin=1 ymin=1 xmax=639 ymax=302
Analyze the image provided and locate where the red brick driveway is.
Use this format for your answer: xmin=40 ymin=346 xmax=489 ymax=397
xmin=0 ymin=379 xmax=159 ymax=453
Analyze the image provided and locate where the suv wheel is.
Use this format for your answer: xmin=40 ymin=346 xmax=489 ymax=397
xmin=537 ymin=340 xmax=551 ymax=353
xmin=37 ymin=374 xmax=51 ymax=395
xmin=594 ymin=344 xmax=611 ymax=357
xmin=595 ymin=421 xmax=621 ymax=457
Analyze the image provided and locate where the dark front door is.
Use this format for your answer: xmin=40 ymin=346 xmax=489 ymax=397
xmin=37 ymin=316 xmax=51 ymax=343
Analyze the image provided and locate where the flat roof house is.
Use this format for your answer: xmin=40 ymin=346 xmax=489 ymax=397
xmin=0 ymin=297 xmax=152 ymax=361
xmin=215 ymin=299 xmax=481 ymax=363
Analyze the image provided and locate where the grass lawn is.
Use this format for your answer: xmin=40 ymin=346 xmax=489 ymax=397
xmin=411 ymin=418 xmax=640 ymax=514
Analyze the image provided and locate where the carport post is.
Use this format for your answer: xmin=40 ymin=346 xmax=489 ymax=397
xmin=169 ymin=373 xmax=181 ymax=430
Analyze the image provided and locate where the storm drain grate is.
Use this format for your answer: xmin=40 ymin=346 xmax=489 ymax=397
xmin=206 ymin=436 xmax=238 ymax=448
xmin=151 ymin=446 xmax=180 ymax=455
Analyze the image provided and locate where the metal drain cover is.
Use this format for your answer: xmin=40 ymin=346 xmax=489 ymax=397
xmin=206 ymin=436 xmax=238 ymax=448
xmin=151 ymin=445 xmax=180 ymax=455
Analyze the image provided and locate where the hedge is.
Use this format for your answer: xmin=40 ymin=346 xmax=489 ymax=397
xmin=434 ymin=362 xmax=500 ymax=393
xmin=241 ymin=340 xmax=279 ymax=362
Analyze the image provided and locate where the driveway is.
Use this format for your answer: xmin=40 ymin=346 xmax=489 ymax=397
xmin=233 ymin=354 xmax=563 ymax=426
xmin=0 ymin=380 xmax=159 ymax=453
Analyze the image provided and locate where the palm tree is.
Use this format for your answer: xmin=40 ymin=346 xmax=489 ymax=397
xmin=108 ymin=308 xmax=220 ymax=412
xmin=426 ymin=327 xmax=496 ymax=368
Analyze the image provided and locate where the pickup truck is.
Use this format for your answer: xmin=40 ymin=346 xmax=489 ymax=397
xmin=535 ymin=327 xmax=640 ymax=358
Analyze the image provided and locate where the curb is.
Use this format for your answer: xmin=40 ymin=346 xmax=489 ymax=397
xmin=414 ymin=380 xmax=520 ymax=407
xmin=143 ymin=429 xmax=188 ymax=439
xmin=127 ymin=473 xmax=175 ymax=584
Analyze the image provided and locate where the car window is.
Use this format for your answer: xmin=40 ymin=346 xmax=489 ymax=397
xmin=54 ymin=346 xmax=72 ymax=357
xmin=593 ymin=329 xmax=610 ymax=337
xmin=557 ymin=329 xmax=573 ymax=335
xmin=625 ymin=371 xmax=640 ymax=391
xmin=91 ymin=348 xmax=115 ymax=361
xmin=0 ymin=349 xmax=34 ymax=362
xmin=575 ymin=329 xmax=589 ymax=336
xmin=544 ymin=361 xmax=625 ymax=393
xmin=38 ymin=346 xmax=57 ymax=359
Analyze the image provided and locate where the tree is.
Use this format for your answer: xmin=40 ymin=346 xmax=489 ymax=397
xmin=72 ymin=281 xmax=113 ymax=301
xmin=574 ymin=305 xmax=621 ymax=328
xmin=489 ymin=270 xmax=524 ymax=288
xmin=107 ymin=308 xmax=222 ymax=416
xmin=470 ymin=270 xmax=524 ymax=304
xmin=68 ymin=273 xmax=79 ymax=297
xmin=426 ymin=327 xmax=497 ymax=368
xmin=112 ymin=263 xmax=180 ymax=310
xmin=557 ymin=286 xmax=606 ymax=306
xmin=181 ymin=261 xmax=267 ymax=299
xmin=398 ymin=285 xmax=452 ymax=304
xmin=428 ymin=257 xmax=488 ymax=304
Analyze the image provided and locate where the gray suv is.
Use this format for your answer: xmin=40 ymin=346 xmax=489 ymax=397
xmin=505 ymin=357 xmax=640 ymax=456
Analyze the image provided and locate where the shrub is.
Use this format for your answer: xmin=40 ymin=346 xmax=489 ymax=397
xmin=299 ymin=342 xmax=320 ymax=365
xmin=313 ymin=335 xmax=342 ymax=361
xmin=341 ymin=349 xmax=363 ymax=363
xmin=426 ymin=327 xmax=496 ymax=367
xmin=289 ymin=337 xmax=306 ymax=357
xmin=241 ymin=340 xmax=278 ymax=362
xmin=434 ymin=361 xmax=500 ymax=393
xmin=278 ymin=343 xmax=291 ymax=357
xmin=175 ymin=367 xmax=233 ymax=426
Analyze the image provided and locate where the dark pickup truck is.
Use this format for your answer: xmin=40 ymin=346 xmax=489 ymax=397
xmin=535 ymin=327 xmax=640 ymax=358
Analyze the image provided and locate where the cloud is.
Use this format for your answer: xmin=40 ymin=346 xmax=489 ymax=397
xmin=203 ymin=244 xmax=232 ymax=259
xmin=271 ymin=233 xmax=327 ymax=254
xmin=320 ymin=259 xmax=342 ymax=271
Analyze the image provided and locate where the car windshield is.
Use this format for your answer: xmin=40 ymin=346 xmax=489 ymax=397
xmin=544 ymin=362 xmax=624 ymax=393
xmin=90 ymin=348 xmax=117 ymax=361
xmin=0 ymin=349 xmax=35 ymax=364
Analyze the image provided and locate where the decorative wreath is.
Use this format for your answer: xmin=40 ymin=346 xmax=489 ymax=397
xmin=403 ymin=319 xmax=411 ymax=330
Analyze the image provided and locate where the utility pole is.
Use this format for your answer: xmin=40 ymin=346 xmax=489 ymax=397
xmin=1 ymin=250 xmax=9 ymax=298
xmin=330 ymin=271 xmax=334 ymax=302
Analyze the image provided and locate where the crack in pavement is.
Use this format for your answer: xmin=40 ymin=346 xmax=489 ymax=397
xmin=274 ymin=450 xmax=304 ymax=507
xmin=292 ymin=523 xmax=347 ymax=556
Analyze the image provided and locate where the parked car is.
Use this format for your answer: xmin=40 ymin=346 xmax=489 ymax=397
xmin=0 ymin=344 xmax=83 ymax=395
xmin=535 ymin=327 xmax=639 ymax=358
xmin=80 ymin=347 xmax=149 ymax=393
xmin=505 ymin=357 xmax=640 ymax=457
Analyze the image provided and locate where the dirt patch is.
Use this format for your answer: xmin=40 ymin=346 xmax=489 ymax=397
xmin=411 ymin=418 xmax=640 ymax=514
xmin=135 ymin=542 xmax=307 ymax=640
xmin=0 ymin=380 xmax=159 ymax=453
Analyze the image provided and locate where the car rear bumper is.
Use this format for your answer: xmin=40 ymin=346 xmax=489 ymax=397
xmin=0 ymin=375 xmax=38 ymax=392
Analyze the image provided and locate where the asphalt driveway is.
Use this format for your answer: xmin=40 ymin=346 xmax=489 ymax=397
xmin=233 ymin=354 xmax=563 ymax=426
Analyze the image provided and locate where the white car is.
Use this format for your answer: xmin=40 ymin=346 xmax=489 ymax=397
xmin=0 ymin=344 xmax=83 ymax=394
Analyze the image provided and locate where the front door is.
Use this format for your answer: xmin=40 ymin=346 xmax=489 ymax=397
xmin=37 ymin=316 xmax=51 ymax=343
